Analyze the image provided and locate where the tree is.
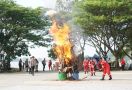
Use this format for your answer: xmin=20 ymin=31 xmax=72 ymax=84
xmin=0 ymin=0 xmax=50 ymax=70
xmin=125 ymin=29 xmax=132 ymax=59
xmin=74 ymin=0 xmax=132 ymax=68
xmin=55 ymin=0 xmax=74 ymax=12
xmin=47 ymin=48 xmax=57 ymax=60
xmin=70 ymin=25 xmax=88 ymax=60
xmin=55 ymin=0 xmax=88 ymax=61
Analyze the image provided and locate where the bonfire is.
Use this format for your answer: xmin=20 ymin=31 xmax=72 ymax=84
xmin=47 ymin=10 xmax=79 ymax=80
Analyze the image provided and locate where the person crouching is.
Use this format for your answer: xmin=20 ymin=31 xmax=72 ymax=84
xmin=99 ymin=58 xmax=112 ymax=80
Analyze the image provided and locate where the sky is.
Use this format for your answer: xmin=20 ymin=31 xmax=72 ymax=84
xmin=14 ymin=0 xmax=57 ymax=9
xmin=14 ymin=0 xmax=96 ymax=59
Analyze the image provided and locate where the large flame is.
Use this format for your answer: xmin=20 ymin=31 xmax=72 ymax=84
xmin=50 ymin=20 xmax=72 ymax=65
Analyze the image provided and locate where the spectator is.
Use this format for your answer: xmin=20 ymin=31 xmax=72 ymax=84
xmin=48 ymin=60 xmax=52 ymax=71
xmin=22 ymin=61 xmax=25 ymax=71
xmin=121 ymin=57 xmax=126 ymax=70
xmin=35 ymin=59 xmax=39 ymax=72
xmin=28 ymin=60 xmax=31 ymax=74
xmin=53 ymin=64 xmax=56 ymax=71
xmin=25 ymin=59 xmax=28 ymax=72
xmin=18 ymin=59 xmax=22 ymax=71
xmin=42 ymin=58 xmax=46 ymax=71
xmin=30 ymin=56 xmax=36 ymax=76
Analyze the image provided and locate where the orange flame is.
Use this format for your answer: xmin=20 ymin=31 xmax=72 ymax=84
xmin=50 ymin=20 xmax=72 ymax=65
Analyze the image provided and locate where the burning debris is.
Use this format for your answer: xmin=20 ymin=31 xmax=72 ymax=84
xmin=47 ymin=10 xmax=79 ymax=80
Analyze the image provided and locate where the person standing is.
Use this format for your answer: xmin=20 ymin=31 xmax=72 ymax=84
xmin=48 ymin=60 xmax=52 ymax=71
xmin=89 ymin=59 xmax=96 ymax=76
xmin=83 ymin=58 xmax=89 ymax=75
xmin=18 ymin=59 xmax=22 ymax=71
xmin=25 ymin=59 xmax=28 ymax=72
xmin=42 ymin=58 xmax=46 ymax=71
xmin=120 ymin=57 xmax=126 ymax=70
xmin=22 ymin=61 xmax=25 ymax=71
xmin=35 ymin=59 xmax=39 ymax=72
xmin=28 ymin=60 xmax=31 ymax=74
xmin=72 ymin=61 xmax=79 ymax=80
xmin=30 ymin=56 xmax=36 ymax=76
xmin=100 ymin=58 xmax=112 ymax=80
xmin=53 ymin=64 xmax=56 ymax=71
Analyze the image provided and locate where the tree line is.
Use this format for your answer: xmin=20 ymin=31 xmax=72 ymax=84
xmin=0 ymin=0 xmax=51 ymax=71
xmin=55 ymin=0 xmax=132 ymax=68
xmin=0 ymin=0 xmax=132 ymax=71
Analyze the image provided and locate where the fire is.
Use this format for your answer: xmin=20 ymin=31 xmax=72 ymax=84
xmin=50 ymin=20 xmax=72 ymax=65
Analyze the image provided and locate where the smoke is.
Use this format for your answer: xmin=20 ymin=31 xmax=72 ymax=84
xmin=45 ymin=10 xmax=57 ymax=17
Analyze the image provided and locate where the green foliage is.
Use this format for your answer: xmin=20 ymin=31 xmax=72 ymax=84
xmin=47 ymin=48 xmax=57 ymax=60
xmin=0 ymin=0 xmax=50 ymax=61
xmin=73 ymin=0 xmax=132 ymax=62
xmin=126 ymin=28 xmax=132 ymax=49
xmin=55 ymin=0 xmax=75 ymax=21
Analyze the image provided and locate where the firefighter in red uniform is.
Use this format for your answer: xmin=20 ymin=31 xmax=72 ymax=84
xmin=83 ymin=58 xmax=89 ymax=74
xmin=100 ymin=58 xmax=112 ymax=80
xmin=89 ymin=59 xmax=96 ymax=76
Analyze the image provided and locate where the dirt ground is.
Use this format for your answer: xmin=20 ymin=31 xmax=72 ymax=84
xmin=0 ymin=71 xmax=132 ymax=90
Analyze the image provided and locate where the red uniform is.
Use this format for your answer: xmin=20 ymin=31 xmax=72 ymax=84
xmin=83 ymin=59 xmax=89 ymax=74
xmin=89 ymin=60 xmax=95 ymax=76
xmin=120 ymin=58 xmax=125 ymax=70
xmin=121 ymin=58 xmax=125 ymax=65
xmin=100 ymin=59 xmax=112 ymax=80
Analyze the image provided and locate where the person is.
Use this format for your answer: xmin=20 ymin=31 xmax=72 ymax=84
xmin=22 ymin=61 xmax=25 ymax=71
xmin=18 ymin=59 xmax=22 ymax=71
xmin=89 ymin=59 xmax=96 ymax=76
xmin=99 ymin=58 xmax=112 ymax=80
xmin=0 ymin=61 xmax=3 ymax=72
xmin=35 ymin=59 xmax=39 ymax=72
xmin=25 ymin=59 xmax=28 ymax=72
xmin=58 ymin=61 xmax=63 ymax=72
xmin=30 ymin=56 xmax=36 ymax=76
xmin=83 ymin=58 xmax=89 ymax=75
xmin=120 ymin=57 xmax=126 ymax=70
xmin=53 ymin=64 xmax=56 ymax=71
xmin=97 ymin=58 xmax=102 ymax=71
xmin=72 ymin=62 xmax=79 ymax=80
xmin=48 ymin=60 xmax=52 ymax=71
xmin=28 ymin=60 xmax=31 ymax=74
xmin=42 ymin=58 xmax=46 ymax=71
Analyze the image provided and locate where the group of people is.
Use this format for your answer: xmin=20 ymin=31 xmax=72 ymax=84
xmin=18 ymin=56 xmax=39 ymax=75
xmin=18 ymin=56 xmax=126 ymax=79
xmin=83 ymin=57 xmax=127 ymax=80
xmin=18 ymin=57 xmax=53 ymax=75
xmin=83 ymin=57 xmax=112 ymax=80
xmin=42 ymin=59 xmax=53 ymax=71
xmin=83 ymin=58 xmax=96 ymax=76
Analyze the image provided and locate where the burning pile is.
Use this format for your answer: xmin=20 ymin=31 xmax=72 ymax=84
xmin=50 ymin=19 xmax=73 ymax=65
xmin=47 ymin=10 xmax=79 ymax=80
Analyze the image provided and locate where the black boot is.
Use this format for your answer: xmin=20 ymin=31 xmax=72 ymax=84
xmin=91 ymin=73 xmax=93 ymax=76
xmin=109 ymin=75 xmax=112 ymax=80
xmin=94 ymin=72 xmax=96 ymax=76
xmin=100 ymin=75 xmax=105 ymax=80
